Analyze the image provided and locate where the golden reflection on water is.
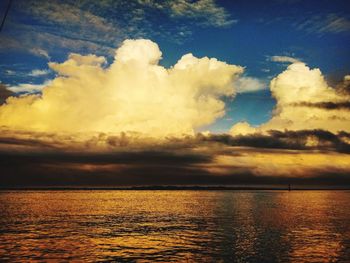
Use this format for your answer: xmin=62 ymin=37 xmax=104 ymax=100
xmin=278 ymin=191 xmax=345 ymax=263
xmin=0 ymin=190 xmax=349 ymax=262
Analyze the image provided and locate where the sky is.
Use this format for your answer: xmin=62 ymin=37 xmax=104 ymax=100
xmin=0 ymin=0 xmax=349 ymax=188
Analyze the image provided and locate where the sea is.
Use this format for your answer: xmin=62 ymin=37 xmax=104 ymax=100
xmin=0 ymin=190 xmax=349 ymax=262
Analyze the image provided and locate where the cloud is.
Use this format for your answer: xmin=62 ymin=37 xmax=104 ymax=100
xmin=1 ymin=125 xmax=349 ymax=154
xmin=234 ymin=76 xmax=267 ymax=93
xmin=0 ymin=124 xmax=349 ymax=187
xmin=7 ymin=80 xmax=52 ymax=94
xmin=0 ymin=1 xmax=122 ymax=59
xmin=229 ymin=121 xmax=257 ymax=135
xmin=0 ymin=83 xmax=14 ymax=104
xmin=1 ymin=137 xmax=349 ymax=188
xmin=167 ymin=0 xmax=237 ymax=27
xmin=29 ymin=48 xmax=51 ymax=60
xmin=291 ymin=101 xmax=350 ymax=110
xmin=3 ymin=0 xmax=236 ymax=59
xmin=210 ymin=148 xmax=350 ymax=183
xmin=207 ymin=130 xmax=350 ymax=153
xmin=0 ymin=22 xmax=116 ymax=59
xmin=18 ymin=0 xmax=122 ymax=44
xmin=270 ymin=55 xmax=301 ymax=63
xmin=231 ymin=62 xmax=350 ymax=135
xmin=28 ymin=69 xmax=50 ymax=77
xmin=5 ymin=70 xmax=15 ymax=75
xmin=336 ymin=75 xmax=350 ymax=95
xmin=295 ymin=14 xmax=350 ymax=35
xmin=0 ymin=39 xmax=243 ymax=138
xmin=0 ymin=36 xmax=52 ymax=59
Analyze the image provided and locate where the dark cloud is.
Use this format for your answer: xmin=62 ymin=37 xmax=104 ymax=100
xmin=1 ymin=149 xmax=349 ymax=188
xmin=336 ymin=76 xmax=350 ymax=95
xmin=0 ymin=136 xmax=57 ymax=149
xmin=0 ymin=83 xmax=14 ymax=104
xmin=291 ymin=101 xmax=350 ymax=110
xmin=0 ymin=150 xmax=213 ymax=187
xmin=1 ymin=128 xmax=349 ymax=153
xmin=0 ymin=129 xmax=350 ymax=188
xmin=202 ymin=129 xmax=350 ymax=153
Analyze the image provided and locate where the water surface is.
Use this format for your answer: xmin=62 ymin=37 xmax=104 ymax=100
xmin=0 ymin=190 xmax=349 ymax=262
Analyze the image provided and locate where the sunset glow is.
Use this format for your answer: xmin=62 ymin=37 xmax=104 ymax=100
xmin=1 ymin=1 xmax=349 ymax=184
xmin=1 ymin=1 xmax=350 ymax=262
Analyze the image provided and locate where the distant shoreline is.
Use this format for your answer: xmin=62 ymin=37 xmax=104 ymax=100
xmin=1 ymin=186 xmax=349 ymax=191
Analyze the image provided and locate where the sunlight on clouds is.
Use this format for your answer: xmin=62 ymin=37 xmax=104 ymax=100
xmin=211 ymin=149 xmax=350 ymax=177
xmin=0 ymin=39 xmax=243 ymax=138
xmin=231 ymin=62 xmax=350 ymax=135
xmin=229 ymin=121 xmax=256 ymax=135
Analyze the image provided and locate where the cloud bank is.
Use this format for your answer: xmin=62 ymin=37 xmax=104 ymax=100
xmin=1 ymin=135 xmax=349 ymax=188
xmin=0 ymin=39 xmax=243 ymax=138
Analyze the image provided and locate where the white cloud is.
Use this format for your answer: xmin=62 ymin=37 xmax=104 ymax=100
xmin=5 ymin=70 xmax=16 ymax=75
xmin=2 ymin=0 xmax=236 ymax=59
xmin=23 ymin=1 xmax=120 ymax=40
xmin=7 ymin=80 xmax=52 ymax=93
xmin=270 ymin=55 xmax=301 ymax=64
xmin=168 ymin=0 xmax=236 ymax=27
xmin=29 ymin=48 xmax=50 ymax=60
xmin=0 ymin=1 xmax=121 ymax=59
xmin=234 ymin=76 xmax=267 ymax=93
xmin=295 ymin=14 xmax=350 ymax=35
xmin=1 ymin=28 xmax=115 ymax=59
xmin=28 ymin=69 xmax=50 ymax=77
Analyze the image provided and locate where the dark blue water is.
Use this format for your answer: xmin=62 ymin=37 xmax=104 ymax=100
xmin=0 ymin=190 xmax=349 ymax=262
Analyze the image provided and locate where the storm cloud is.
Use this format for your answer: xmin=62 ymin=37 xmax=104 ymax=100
xmin=1 ymin=129 xmax=350 ymax=188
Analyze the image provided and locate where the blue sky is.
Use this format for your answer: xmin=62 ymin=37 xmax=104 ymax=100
xmin=0 ymin=0 xmax=349 ymax=132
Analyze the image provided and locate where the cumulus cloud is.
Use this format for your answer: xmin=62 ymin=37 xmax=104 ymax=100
xmin=229 ymin=121 xmax=257 ymax=135
xmin=231 ymin=62 xmax=350 ymax=135
xmin=0 ymin=39 xmax=243 ymax=138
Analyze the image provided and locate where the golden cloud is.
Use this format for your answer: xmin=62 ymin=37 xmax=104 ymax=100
xmin=0 ymin=39 xmax=243 ymax=138
xmin=231 ymin=63 xmax=350 ymax=135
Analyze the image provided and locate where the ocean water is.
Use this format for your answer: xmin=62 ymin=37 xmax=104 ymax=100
xmin=0 ymin=190 xmax=349 ymax=262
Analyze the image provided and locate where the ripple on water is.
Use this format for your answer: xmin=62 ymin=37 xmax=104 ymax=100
xmin=0 ymin=190 xmax=349 ymax=262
